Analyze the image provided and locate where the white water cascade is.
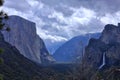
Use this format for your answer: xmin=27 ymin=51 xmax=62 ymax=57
xmin=99 ymin=52 xmax=106 ymax=69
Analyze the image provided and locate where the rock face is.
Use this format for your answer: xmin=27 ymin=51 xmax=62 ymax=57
xmin=53 ymin=33 xmax=100 ymax=63
xmin=2 ymin=16 xmax=55 ymax=63
xmin=0 ymin=31 xmax=42 ymax=80
xmin=0 ymin=32 xmax=74 ymax=80
xmin=83 ymin=23 xmax=120 ymax=70
xmin=100 ymin=24 xmax=120 ymax=44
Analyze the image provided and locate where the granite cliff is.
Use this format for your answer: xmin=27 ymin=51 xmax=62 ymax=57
xmin=0 ymin=31 xmax=75 ymax=80
xmin=2 ymin=16 xmax=55 ymax=63
xmin=0 ymin=31 xmax=42 ymax=80
xmin=82 ymin=23 xmax=120 ymax=80
xmin=84 ymin=24 xmax=120 ymax=69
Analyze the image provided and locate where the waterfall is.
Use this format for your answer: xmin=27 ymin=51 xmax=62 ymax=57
xmin=99 ymin=52 xmax=106 ymax=69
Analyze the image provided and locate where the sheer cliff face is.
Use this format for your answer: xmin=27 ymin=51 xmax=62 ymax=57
xmin=0 ymin=32 xmax=42 ymax=79
xmin=83 ymin=23 xmax=120 ymax=69
xmin=2 ymin=16 xmax=55 ymax=63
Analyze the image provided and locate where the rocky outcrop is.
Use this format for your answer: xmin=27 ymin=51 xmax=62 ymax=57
xmin=100 ymin=23 xmax=120 ymax=44
xmin=2 ymin=16 xmax=55 ymax=63
xmin=83 ymin=23 xmax=120 ymax=70
xmin=53 ymin=33 xmax=100 ymax=63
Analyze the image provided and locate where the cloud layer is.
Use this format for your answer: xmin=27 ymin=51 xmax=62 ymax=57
xmin=2 ymin=0 xmax=120 ymax=53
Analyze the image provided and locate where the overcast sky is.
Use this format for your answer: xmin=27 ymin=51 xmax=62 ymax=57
xmin=2 ymin=0 xmax=120 ymax=53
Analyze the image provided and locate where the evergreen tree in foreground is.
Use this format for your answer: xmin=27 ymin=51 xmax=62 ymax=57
xmin=0 ymin=0 xmax=10 ymax=80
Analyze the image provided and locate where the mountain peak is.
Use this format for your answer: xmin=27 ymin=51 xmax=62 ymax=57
xmin=100 ymin=23 xmax=120 ymax=44
xmin=104 ymin=24 xmax=117 ymax=31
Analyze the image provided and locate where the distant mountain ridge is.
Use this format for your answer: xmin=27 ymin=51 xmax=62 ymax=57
xmin=53 ymin=33 xmax=100 ymax=63
xmin=2 ymin=16 xmax=55 ymax=63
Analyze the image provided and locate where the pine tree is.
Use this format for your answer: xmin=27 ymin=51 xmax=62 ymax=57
xmin=0 ymin=0 xmax=10 ymax=80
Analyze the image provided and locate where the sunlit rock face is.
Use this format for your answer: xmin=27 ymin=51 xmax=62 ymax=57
xmin=83 ymin=23 xmax=120 ymax=69
xmin=2 ymin=16 xmax=55 ymax=63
